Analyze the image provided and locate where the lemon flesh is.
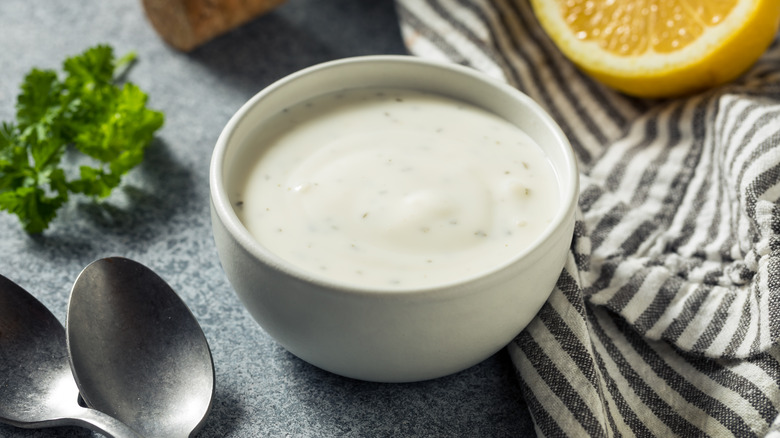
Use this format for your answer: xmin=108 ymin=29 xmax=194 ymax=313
xmin=531 ymin=0 xmax=780 ymax=98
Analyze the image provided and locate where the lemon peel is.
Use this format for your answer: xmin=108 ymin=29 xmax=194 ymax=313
xmin=530 ymin=0 xmax=780 ymax=98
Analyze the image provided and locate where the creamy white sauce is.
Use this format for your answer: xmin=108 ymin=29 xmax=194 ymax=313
xmin=232 ymin=88 xmax=560 ymax=289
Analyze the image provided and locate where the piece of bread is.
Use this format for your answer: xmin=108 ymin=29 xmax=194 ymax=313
xmin=142 ymin=0 xmax=287 ymax=51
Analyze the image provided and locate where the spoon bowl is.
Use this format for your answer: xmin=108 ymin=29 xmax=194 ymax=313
xmin=67 ymin=257 xmax=215 ymax=438
xmin=0 ymin=274 xmax=142 ymax=437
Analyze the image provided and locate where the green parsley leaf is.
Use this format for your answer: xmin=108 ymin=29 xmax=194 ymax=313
xmin=0 ymin=44 xmax=164 ymax=233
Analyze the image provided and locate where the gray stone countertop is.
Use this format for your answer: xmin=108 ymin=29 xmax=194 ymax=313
xmin=0 ymin=0 xmax=534 ymax=436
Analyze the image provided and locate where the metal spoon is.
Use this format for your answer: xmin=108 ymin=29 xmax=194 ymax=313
xmin=67 ymin=257 xmax=215 ymax=438
xmin=0 ymin=274 xmax=143 ymax=437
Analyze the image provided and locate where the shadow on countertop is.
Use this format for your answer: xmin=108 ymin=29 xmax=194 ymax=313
xmin=186 ymin=0 xmax=409 ymax=96
xmin=198 ymin=348 xmax=535 ymax=437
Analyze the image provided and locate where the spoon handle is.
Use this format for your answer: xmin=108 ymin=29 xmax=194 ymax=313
xmin=71 ymin=407 xmax=145 ymax=438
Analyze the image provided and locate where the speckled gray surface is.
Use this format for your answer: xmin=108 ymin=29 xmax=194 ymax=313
xmin=0 ymin=1 xmax=535 ymax=436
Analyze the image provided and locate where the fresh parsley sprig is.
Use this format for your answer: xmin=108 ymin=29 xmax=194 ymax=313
xmin=0 ymin=44 xmax=164 ymax=233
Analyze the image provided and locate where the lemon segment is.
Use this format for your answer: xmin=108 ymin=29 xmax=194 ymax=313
xmin=530 ymin=0 xmax=780 ymax=98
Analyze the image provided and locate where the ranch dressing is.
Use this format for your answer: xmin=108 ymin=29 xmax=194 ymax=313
xmin=232 ymin=88 xmax=560 ymax=289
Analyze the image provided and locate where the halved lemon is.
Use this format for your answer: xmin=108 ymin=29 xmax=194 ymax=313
xmin=529 ymin=0 xmax=780 ymax=98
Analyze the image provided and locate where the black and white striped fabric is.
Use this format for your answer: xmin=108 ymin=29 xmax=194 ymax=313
xmin=395 ymin=1 xmax=780 ymax=436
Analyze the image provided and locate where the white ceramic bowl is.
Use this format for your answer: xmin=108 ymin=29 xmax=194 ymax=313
xmin=210 ymin=56 xmax=578 ymax=382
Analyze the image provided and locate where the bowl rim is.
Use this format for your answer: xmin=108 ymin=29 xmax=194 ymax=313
xmin=209 ymin=55 xmax=579 ymax=296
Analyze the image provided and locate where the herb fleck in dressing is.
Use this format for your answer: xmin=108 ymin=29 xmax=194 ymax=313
xmin=233 ymin=88 xmax=560 ymax=289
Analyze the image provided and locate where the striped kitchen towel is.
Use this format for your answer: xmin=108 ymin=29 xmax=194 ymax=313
xmin=395 ymin=1 xmax=780 ymax=436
